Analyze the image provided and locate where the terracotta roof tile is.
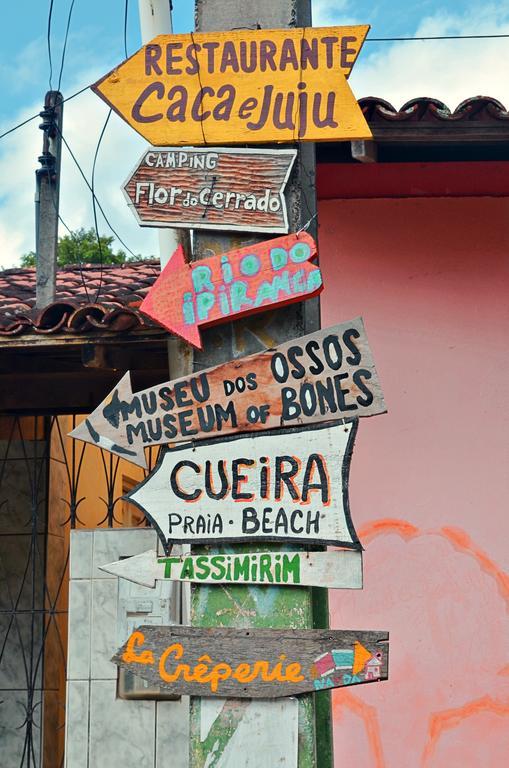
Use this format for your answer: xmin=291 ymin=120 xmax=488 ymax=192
xmin=359 ymin=96 xmax=509 ymax=125
xmin=0 ymin=261 xmax=161 ymax=337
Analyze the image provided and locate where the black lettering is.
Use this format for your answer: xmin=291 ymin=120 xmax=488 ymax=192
xmin=323 ymin=334 xmax=343 ymax=370
xmin=316 ymin=378 xmax=337 ymax=416
xmin=300 ymin=383 xmax=317 ymax=416
xmin=174 ymin=382 xmax=192 ymax=407
xmin=275 ymin=456 xmax=300 ymax=501
xmin=262 ymin=508 xmax=273 ymax=533
xmin=197 ymin=404 xmax=216 ymax=433
xmin=242 ymin=508 xmax=259 ymax=533
xmin=145 ymin=44 xmax=162 ymax=75
xmin=232 ymin=459 xmax=255 ymax=500
xmin=178 ymin=409 xmax=198 ymax=436
xmin=162 ymin=412 xmax=177 ymax=439
xmin=159 ymin=386 xmax=174 ymax=412
xmin=290 ymin=509 xmax=304 ymax=533
xmin=246 ymin=372 xmax=258 ymax=391
xmin=168 ymin=513 xmax=182 ymax=533
xmin=126 ymin=421 xmax=147 ymax=445
xmin=190 ymin=373 xmax=210 ymax=403
xmin=305 ymin=339 xmax=325 ymax=375
xmin=281 ymin=387 xmax=300 ymax=420
xmin=333 ymin=373 xmax=357 ymax=412
xmin=215 ymin=402 xmax=237 ymax=430
xmin=165 ymin=42 xmax=183 ymax=74
xmin=343 ymin=328 xmax=362 ymax=365
xmin=205 ymin=460 xmax=228 ymax=499
xmin=306 ymin=510 xmax=320 ymax=534
xmin=185 ymin=42 xmax=199 ymax=75
xmin=302 ymin=454 xmax=329 ymax=503
xmin=287 ymin=345 xmax=306 ymax=380
xmin=270 ymin=351 xmax=289 ymax=383
xmin=170 ymin=460 xmax=201 ymax=501
xmin=141 ymin=391 xmax=157 ymax=415
xmin=146 ymin=418 xmax=162 ymax=442
xmin=132 ymin=82 xmax=164 ymax=123
xmin=353 ymin=369 xmax=374 ymax=407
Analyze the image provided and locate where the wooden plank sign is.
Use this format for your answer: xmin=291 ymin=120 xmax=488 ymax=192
xmin=112 ymin=626 xmax=389 ymax=698
xmin=124 ymin=421 xmax=360 ymax=549
xmin=91 ymin=27 xmax=372 ymax=146
xmin=69 ymin=317 xmax=385 ymax=468
xmin=139 ymin=232 xmax=322 ymax=348
xmin=99 ymin=548 xmax=363 ymax=589
xmin=123 ymin=147 xmax=296 ymax=234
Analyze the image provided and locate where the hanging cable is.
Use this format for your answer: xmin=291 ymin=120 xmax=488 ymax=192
xmin=54 ymin=122 xmax=138 ymax=258
xmin=47 ymin=0 xmax=55 ymax=89
xmin=367 ymin=32 xmax=509 ymax=42
xmin=0 ymin=85 xmax=90 ymax=142
xmin=123 ymin=0 xmax=129 ymax=59
xmin=91 ymin=110 xmax=113 ymax=303
xmin=57 ymin=0 xmax=77 ymax=91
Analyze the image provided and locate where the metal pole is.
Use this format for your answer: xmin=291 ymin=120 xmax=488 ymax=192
xmin=189 ymin=2 xmax=329 ymax=767
xmin=35 ymin=91 xmax=63 ymax=309
xmin=137 ymin=0 xmax=190 ymax=268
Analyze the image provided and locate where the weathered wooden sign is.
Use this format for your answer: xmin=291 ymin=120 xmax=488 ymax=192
xmin=69 ymin=317 xmax=385 ymax=468
xmin=99 ymin=548 xmax=363 ymax=589
xmin=124 ymin=421 xmax=360 ymax=549
xmin=113 ymin=626 xmax=389 ymax=698
xmin=140 ymin=232 xmax=322 ymax=348
xmin=91 ymin=27 xmax=372 ymax=146
xmin=123 ymin=147 xmax=296 ymax=234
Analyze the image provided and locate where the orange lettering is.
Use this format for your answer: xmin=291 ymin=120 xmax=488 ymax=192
xmin=122 ymin=631 xmax=154 ymax=666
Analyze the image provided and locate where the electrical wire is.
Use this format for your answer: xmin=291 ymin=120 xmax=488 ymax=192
xmin=90 ymin=109 xmax=112 ymax=303
xmin=47 ymin=0 xmax=55 ymax=89
xmin=367 ymin=33 xmax=509 ymax=42
xmin=123 ymin=0 xmax=129 ymax=59
xmin=57 ymin=0 xmax=77 ymax=91
xmin=54 ymin=122 xmax=138 ymax=258
xmin=0 ymin=85 xmax=90 ymax=141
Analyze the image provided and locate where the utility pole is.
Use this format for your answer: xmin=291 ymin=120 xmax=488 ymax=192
xmin=188 ymin=2 xmax=329 ymax=767
xmin=35 ymin=90 xmax=63 ymax=309
xmin=137 ymin=0 xmax=190 ymax=269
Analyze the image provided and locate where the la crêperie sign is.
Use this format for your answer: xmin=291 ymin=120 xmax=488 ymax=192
xmin=92 ymin=26 xmax=372 ymax=146
xmin=113 ymin=626 xmax=388 ymax=698
xmin=69 ymin=317 xmax=386 ymax=469
xmin=123 ymin=147 xmax=296 ymax=234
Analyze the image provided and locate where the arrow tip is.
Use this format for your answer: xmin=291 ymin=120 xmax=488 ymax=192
xmin=140 ymin=245 xmax=203 ymax=348
xmin=353 ymin=640 xmax=373 ymax=676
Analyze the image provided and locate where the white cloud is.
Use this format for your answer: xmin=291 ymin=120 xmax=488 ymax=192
xmin=0 ymin=65 xmax=158 ymax=269
xmin=2 ymin=5 xmax=509 ymax=269
xmin=343 ymin=3 xmax=509 ymax=108
xmin=312 ymin=1 xmax=354 ymax=27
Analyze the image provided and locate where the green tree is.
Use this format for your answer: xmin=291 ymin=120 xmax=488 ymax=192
xmin=21 ymin=228 xmax=146 ymax=267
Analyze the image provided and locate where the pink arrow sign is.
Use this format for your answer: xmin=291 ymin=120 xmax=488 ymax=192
xmin=140 ymin=232 xmax=322 ymax=349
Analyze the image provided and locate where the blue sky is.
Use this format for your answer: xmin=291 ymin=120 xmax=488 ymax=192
xmin=0 ymin=0 xmax=508 ymax=267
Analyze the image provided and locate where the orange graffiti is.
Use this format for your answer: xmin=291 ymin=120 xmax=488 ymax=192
xmin=422 ymin=695 xmax=509 ymax=766
xmin=440 ymin=526 xmax=509 ymax=608
xmin=333 ymin=690 xmax=386 ymax=768
xmin=358 ymin=518 xmax=420 ymax=545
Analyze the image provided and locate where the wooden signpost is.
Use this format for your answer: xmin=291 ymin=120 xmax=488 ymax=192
xmin=91 ymin=26 xmax=372 ymax=146
xmin=112 ymin=626 xmax=389 ymax=698
xmin=124 ymin=420 xmax=360 ymax=549
xmin=69 ymin=317 xmax=386 ymax=468
xmin=139 ymin=232 xmax=322 ymax=347
xmin=123 ymin=147 xmax=297 ymax=233
xmin=99 ymin=548 xmax=363 ymax=589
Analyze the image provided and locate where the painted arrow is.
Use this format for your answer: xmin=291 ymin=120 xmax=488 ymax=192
xmin=112 ymin=626 xmax=389 ymax=698
xmin=68 ymin=317 xmax=386 ymax=469
xmin=139 ymin=232 xmax=322 ymax=348
xmin=99 ymin=548 xmax=363 ymax=590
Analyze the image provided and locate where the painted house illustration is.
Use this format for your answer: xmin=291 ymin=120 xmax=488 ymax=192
xmin=364 ymin=653 xmax=383 ymax=680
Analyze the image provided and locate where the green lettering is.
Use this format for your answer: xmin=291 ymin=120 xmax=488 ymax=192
xmin=282 ymin=554 xmax=300 ymax=584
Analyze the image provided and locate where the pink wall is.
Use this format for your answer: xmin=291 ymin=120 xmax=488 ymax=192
xmin=318 ymin=197 xmax=509 ymax=767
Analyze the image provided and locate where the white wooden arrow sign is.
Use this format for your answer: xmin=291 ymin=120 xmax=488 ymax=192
xmin=124 ymin=420 xmax=360 ymax=550
xmin=99 ymin=548 xmax=362 ymax=589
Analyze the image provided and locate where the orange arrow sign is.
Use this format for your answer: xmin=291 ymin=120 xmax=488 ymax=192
xmin=140 ymin=232 xmax=322 ymax=349
xmin=91 ymin=26 xmax=372 ymax=146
